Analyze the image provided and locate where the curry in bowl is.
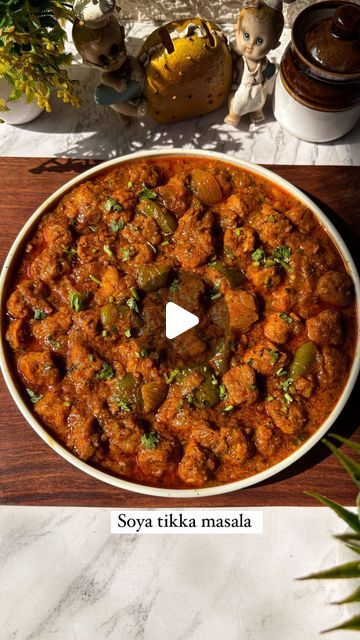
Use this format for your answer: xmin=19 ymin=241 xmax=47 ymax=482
xmin=4 ymin=156 xmax=357 ymax=489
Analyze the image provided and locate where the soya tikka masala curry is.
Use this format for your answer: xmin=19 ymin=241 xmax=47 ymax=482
xmin=5 ymin=157 xmax=356 ymax=488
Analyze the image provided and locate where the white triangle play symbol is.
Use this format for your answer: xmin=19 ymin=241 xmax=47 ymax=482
xmin=166 ymin=302 xmax=199 ymax=339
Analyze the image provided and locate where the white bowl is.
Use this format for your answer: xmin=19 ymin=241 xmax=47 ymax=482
xmin=1 ymin=149 xmax=359 ymax=498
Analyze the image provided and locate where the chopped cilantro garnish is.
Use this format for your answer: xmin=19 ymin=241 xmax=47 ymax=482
xmin=276 ymin=367 xmax=288 ymax=377
xmin=109 ymin=219 xmax=125 ymax=232
xmin=223 ymin=405 xmax=234 ymax=412
xmin=266 ymin=395 xmax=275 ymax=403
xmin=234 ymin=228 xmax=242 ymax=237
xmin=69 ymin=291 xmax=87 ymax=313
xmin=211 ymin=374 xmax=218 ymax=386
xmin=90 ymin=275 xmax=102 ymax=285
xmin=169 ymin=279 xmax=180 ymax=294
xmin=264 ymin=276 xmax=273 ymax=287
xmin=247 ymin=359 xmax=254 ymax=367
xmin=284 ymin=392 xmax=294 ymax=404
xmin=121 ymin=246 xmax=131 ymax=261
xmin=96 ymin=362 xmax=115 ymax=380
xmin=103 ymin=244 xmax=114 ymax=258
xmin=105 ymin=197 xmax=123 ymax=212
xmin=124 ymin=328 xmax=131 ymax=338
xmin=272 ymin=245 xmax=291 ymax=270
xmin=126 ymin=298 xmax=139 ymax=313
xmin=118 ymin=401 xmax=131 ymax=413
xmin=267 ymin=348 xmax=280 ymax=365
xmin=210 ymin=291 xmax=222 ymax=300
xmin=280 ymin=313 xmax=293 ymax=324
xmin=252 ymin=248 xmax=266 ymax=264
xmin=267 ymin=215 xmax=276 ymax=223
xmin=165 ymin=369 xmax=180 ymax=384
xmin=136 ymin=346 xmax=148 ymax=359
xmin=26 ymin=388 xmax=42 ymax=404
xmin=219 ymin=384 xmax=227 ymax=400
xmin=47 ymin=335 xmax=61 ymax=350
xmin=279 ymin=377 xmax=294 ymax=393
xmin=101 ymin=330 xmax=108 ymax=338
xmin=139 ymin=186 xmax=157 ymax=200
xmin=127 ymin=180 xmax=133 ymax=188
xmin=63 ymin=245 xmax=77 ymax=260
xmin=141 ymin=431 xmax=160 ymax=449
xmin=33 ymin=308 xmax=46 ymax=320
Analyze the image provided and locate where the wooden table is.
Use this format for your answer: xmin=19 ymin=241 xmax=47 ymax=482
xmin=0 ymin=158 xmax=359 ymax=507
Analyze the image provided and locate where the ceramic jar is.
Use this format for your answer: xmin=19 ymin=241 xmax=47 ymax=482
xmin=273 ymin=1 xmax=360 ymax=142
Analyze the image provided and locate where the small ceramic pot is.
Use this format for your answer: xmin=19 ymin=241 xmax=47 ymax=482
xmin=0 ymin=78 xmax=43 ymax=125
xmin=273 ymin=1 xmax=360 ymax=142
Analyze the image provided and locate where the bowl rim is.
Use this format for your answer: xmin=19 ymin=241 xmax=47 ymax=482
xmin=1 ymin=148 xmax=359 ymax=498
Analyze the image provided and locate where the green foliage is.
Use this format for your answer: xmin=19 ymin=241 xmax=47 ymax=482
xmin=0 ymin=0 xmax=79 ymax=112
xmin=301 ymin=435 xmax=360 ymax=633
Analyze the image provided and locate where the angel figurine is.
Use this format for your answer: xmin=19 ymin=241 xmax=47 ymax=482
xmin=224 ymin=0 xmax=289 ymax=126
xmin=72 ymin=0 xmax=147 ymax=119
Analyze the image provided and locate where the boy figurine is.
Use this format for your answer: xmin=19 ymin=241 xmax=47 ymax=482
xmin=72 ymin=0 xmax=147 ymax=119
xmin=225 ymin=0 xmax=285 ymax=126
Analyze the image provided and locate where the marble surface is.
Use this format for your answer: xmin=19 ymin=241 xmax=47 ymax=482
xmin=1 ymin=23 xmax=359 ymax=166
xmin=1 ymin=506 xmax=357 ymax=640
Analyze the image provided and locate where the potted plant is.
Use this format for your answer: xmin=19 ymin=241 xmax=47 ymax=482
xmin=0 ymin=0 xmax=80 ymax=124
xmin=300 ymin=435 xmax=360 ymax=633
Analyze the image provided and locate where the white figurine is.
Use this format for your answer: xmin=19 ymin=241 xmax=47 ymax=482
xmin=225 ymin=0 xmax=286 ymax=126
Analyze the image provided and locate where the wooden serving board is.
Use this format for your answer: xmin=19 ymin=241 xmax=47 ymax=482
xmin=0 ymin=158 xmax=359 ymax=507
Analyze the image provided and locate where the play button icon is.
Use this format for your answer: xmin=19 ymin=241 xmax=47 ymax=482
xmin=166 ymin=302 xmax=199 ymax=340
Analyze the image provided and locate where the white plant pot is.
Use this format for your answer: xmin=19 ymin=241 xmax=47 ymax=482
xmin=0 ymin=78 xmax=43 ymax=125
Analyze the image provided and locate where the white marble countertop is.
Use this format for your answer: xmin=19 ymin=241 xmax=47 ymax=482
xmin=1 ymin=19 xmax=359 ymax=640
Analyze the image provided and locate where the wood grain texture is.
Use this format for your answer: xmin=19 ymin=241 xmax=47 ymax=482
xmin=0 ymin=157 xmax=359 ymax=507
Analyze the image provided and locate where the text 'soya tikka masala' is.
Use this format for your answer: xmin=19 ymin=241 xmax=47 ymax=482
xmin=4 ymin=157 xmax=357 ymax=488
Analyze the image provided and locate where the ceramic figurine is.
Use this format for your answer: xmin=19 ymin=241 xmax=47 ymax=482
xmin=72 ymin=0 xmax=147 ymax=119
xmin=225 ymin=0 xmax=288 ymax=126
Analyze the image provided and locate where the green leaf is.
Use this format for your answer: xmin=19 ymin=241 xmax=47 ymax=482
xmin=322 ymin=614 xmax=360 ymax=633
xmin=141 ymin=431 xmax=160 ymax=449
xmin=328 ymin=434 xmax=360 ymax=456
xmin=139 ymin=186 xmax=157 ymax=200
xmin=105 ymin=197 xmax=123 ymax=212
xmin=69 ymin=291 xmax=87 ymax=313
xmin=26 ymin=388 xmax=42 ymax=404
xmin=305 ymin=491 xmax=360 ymax=533
xmin=96 ymin=363 xmax=115 ymax=381
xmin=299 ymin=560 xmax=360 ymax=580
xmin=333 ymin=585 xmax=360 ymax=604
xmin=335 ymin=533 xmax=360 ymax=545
xmin=323 ymin=438 xmax=360 ymax=488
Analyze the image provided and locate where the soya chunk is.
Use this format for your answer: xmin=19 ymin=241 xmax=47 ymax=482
xmin=173 ymin=209 xmax=214 ymax=268
xmin=222 ymin=365 xmax=258 ymax=406
xmin=66 ymin=412 xmax=97 ymax=461
xmin=223 ymin=225 xmax=256 ymax=263
xmin=265 ymin=397 xmax=306 ymax=435
xmin=316 ymin=346 xmax=347 ymax=386
xmin=254 ymin=422 xmax=282 ymax=457
xmin=6 ymin=319 xmax=29 ymax=350
xmin=306 ymin=310 xmax=342 ymax=346
xmin=316 ymin=270 xmax=353 ymax=307
xmin=178 ymin=441 xmax=217 ymax=486
xmin=243 ymin=341 xmax=287 ymax=375
xmin=264 ymin=312 xmax=297 ymax=344
xmin=35 ymin=390 xmax=70 ymax=438
xmin=137 ymin=433 xmax=179 ymax=478
xmin=250 ymin=205 xmax=292 ymax=249
xmin=246 ymin=264 xmax=281 ymax=294
xmin=18 ymin=351 xmax=60 ymax=387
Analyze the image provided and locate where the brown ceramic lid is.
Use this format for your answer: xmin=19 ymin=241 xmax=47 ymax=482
xmin=305 ymin=3 xmax=360 ymax=73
